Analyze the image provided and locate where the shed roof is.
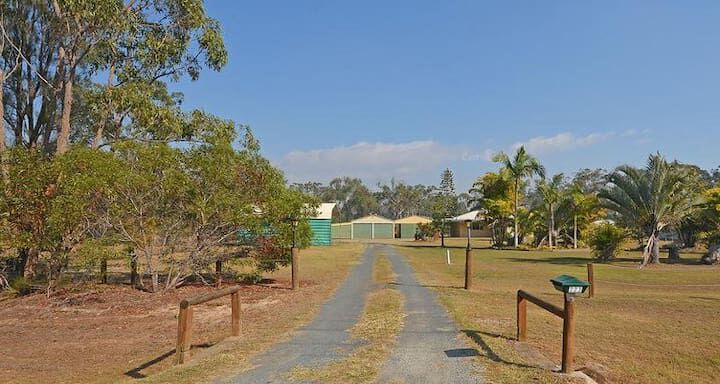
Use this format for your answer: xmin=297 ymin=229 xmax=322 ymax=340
xmin=352 ymin=214 xmax=394 ymax=224
xmin=450 ymin=210 xmax=486 ymax=222
xmin=311 ymin=203 xmax=336 ymax=220
xmin=394 ymin=215 xmax=432 ymax=224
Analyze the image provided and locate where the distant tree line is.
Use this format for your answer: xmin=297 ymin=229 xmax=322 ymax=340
xmin=294 ymin=148 xmax=720 ymax=267
xmin=291 ymin=169 xmax=471 ymax=224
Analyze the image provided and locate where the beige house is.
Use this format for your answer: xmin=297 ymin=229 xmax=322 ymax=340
xmin=448 ymin=210 xmax=491 ymax=238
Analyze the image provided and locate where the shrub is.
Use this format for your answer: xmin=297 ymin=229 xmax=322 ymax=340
xmin=239 ymin=272 xmax=264 ymax=284
xmin=10 ymin=276 xmax=33 ymax=296
xmin=587 ymin=223 xmax=626 ymax=261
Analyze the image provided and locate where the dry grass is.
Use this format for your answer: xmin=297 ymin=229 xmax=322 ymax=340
xmin=289 ymin=253 xmax=404 ymax=383
xmin=0 ymin=242 xmax=364 ymax=384
xmin=393 ymin=242 xmax=720 ymax=384
xmin=140 ymin=242 xmax=366 ymax=384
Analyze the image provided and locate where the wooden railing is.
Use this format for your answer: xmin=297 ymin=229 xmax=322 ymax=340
xmin=516 ymin=289 xmax=576 ymax=373
xmin=176 ymin=286 xmax=242 ymax=364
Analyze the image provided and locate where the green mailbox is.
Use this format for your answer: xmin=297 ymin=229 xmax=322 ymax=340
xmin=550 ymin=275 xmax=590 ymax=294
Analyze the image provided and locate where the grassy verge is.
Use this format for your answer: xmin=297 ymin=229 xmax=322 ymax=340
xmin=395 ymin=244 xmax=720 ymax=384
xmin=289 ymin=252 xmax=404 ymax=383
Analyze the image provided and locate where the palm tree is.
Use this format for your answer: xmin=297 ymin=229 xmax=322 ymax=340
xmin=493 ymin=146 xmax=545 ymax=247
xmin=565 ymin=183 xmax=600 ymax=249
xmin=599 ymin=154 xmax=698 ymax=266
xmin=536 ymin=173 xmax=565 ymax=248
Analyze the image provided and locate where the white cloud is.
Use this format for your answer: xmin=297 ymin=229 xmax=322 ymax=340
xmin=277 ymin=140 xmax=464 ymax=183
xmin=511 ymin=132 xmax=613 ymax=155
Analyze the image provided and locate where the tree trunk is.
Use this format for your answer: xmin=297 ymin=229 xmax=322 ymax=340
xmin=641 ymin=231 xmax=661 ymax=266
xmin=0 ymin=69 xmax=5 ymax=151
xmin=151 ymin=272 xmax=159 ymax=293
xmin=573 ymin=215 xmax=578 ymax=249
xmin=51 ymin=0 xmax=73 ymax=154
xmin=23 ymin=248 xmax=39 ymax=280
xmin=548 ymin=203 xmax=554 ymax=248
xmin=514 ymin=179 xmax=519 ymax=247
xmin=651 ymin=235 xmax=660 ymax=264
xmin=55 ymin=67 xmax=73 ymax=154
xmin=92 ymin=62 xmax=115 ymax=149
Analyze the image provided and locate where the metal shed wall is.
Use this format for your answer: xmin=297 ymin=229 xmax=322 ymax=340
xmin=353 ymin=223 xmax=373 ymax=239
xmin=309 ymin=218 xmax=332 ymax=246
xmin=398 ymin=223 xmax=417 ymax=239
xmin=372 ymin=223 xmax=394 ymax=239
xmin=331 ymin=223 xmax=352 ymax=239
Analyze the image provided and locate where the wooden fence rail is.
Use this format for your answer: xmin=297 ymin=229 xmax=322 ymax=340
xmin=516 ymin=289 xmax=576 ymax=373
xmin=176 ymin=286 xmax=242 ymax=364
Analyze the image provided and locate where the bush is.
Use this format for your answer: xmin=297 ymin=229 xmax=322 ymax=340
xmin=587 ymin=223 xmax=626 ymax=261
xmin=239 ymin=272 xmax=264 ymax=284
xmin=10 ymin=276 xmax=33 ymax=296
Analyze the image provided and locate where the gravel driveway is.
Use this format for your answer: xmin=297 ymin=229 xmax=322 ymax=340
xmin=377 ymin=245 xmax=483 ymax=383
xmin=223 ymin=245 xmax=377 ymax=383
xmin=224 ymin=244 xmax=483 ymax=384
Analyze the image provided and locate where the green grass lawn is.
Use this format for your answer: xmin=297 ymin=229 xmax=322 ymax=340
xmin=392 ymin=241 xmax=720 ymax=384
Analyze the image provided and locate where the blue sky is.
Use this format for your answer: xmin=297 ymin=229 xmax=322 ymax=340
xmin=175 ymin=1 xmax=720 ymax=191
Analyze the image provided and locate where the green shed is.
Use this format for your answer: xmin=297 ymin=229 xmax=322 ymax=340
xmin=331 ymin=223 xmax=352 ymax=239
xmin=309 ymin=203 xmax=335 ymax=246
xmin=351 ymin=214 xmax=394 ymax=239
xmin=393 ymin=215 xmax=432 ymax=239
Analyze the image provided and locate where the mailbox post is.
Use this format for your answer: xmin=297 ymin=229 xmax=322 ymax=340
xmin=464 ymin=219 xmax=473 ymax=290
xmin=290 ymin=217 xmax=299 ymax=290
xmin=550 ymin=275 xmax=590 ymax=373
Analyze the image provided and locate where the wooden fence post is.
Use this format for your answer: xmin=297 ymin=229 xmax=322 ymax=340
xmin=215 ymin=260 xmax=223 ymax=288
xmin=176 ymin=302 xmax=193 ymax=364
xmin=100 ymin=259 xmax=108 ymax=284
xmin=561 ymin=293 xmax=576 ymax=373
xmin=464 ymin=248 xmax=473 ymax=290
xmin=130 ymin=257 xmax=138 ymax=288
xmin=517 ymin=292 xmax=527 ymax=341
xmin=291 ymin=247 xmax=299 ymax=290
xmin=587 ymin=263 xmax=595 ymax=298
xmin=231 ymin=291 xmax=241 ymax=337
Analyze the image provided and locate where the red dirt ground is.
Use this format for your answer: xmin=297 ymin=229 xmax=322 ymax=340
xmin=0 ymin=278 xmax=326 ymax=383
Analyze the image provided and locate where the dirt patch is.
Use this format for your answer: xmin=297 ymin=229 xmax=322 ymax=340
xmin=0 ymin=279 xmax=325 ymax=384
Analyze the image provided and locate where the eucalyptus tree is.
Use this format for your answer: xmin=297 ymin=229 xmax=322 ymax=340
xmin=599 ymin=154 xmax=699 ymax=266
xmin=322 ymin=177 xmax=379 ymax=222
xmin=493 ymin=146 xmax=545 ymax=247
xmin=536 ymin=173 xmax=565 ymax=248
xmin=1 ymin=0 xmax=227 ymax=153
xmin=376 ymin=179 xmax=431 ymax=219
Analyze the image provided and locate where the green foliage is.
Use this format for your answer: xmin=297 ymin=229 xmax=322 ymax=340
xmin=238 ymin=272 xmax=264 ymax=284
xmin=1 ymin=0 xmax=228 ymax=152
xmin=10 ymin=276 xmax=32 ymax=296
xmin=322 ymin=177 xmax=379 ymax=222
xmin=492 ymin=146 xmax=545 ymax=247
xmin=587 ymin=223 xmax=627 ymax=261
xmin=469 ymin=171 xmax=515 ymax=246
xmin=600 ymin=154 xmax=701 ymax=264
xmin=432 ymin=168 xmax=459 ymax=229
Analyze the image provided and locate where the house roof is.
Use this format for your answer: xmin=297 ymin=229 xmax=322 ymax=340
xmin=394 ymin=215 xmax=432 ymax=224
xmin=352 ymin=214 xmax=394 ymax=224
xmin=450 ymin=210 xmax=485 ymax=222
xmin=312 ymin=203 xmax=336 ymax=220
